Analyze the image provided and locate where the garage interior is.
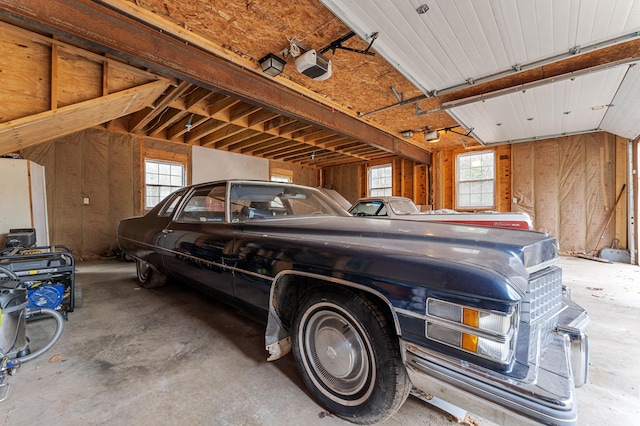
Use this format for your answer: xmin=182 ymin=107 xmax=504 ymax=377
xmin=0 ymin=1 xmax=639 ymax=425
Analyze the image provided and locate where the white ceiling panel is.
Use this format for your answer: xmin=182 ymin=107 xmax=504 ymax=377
xmin=322 ymin=0 xmax=640 ymax=143
xmin=600 ymin=63 xmax=640 ymax=139
xmin=321 ymin=0 xmax=640 ymax=93
xmin=448 ymin=65 xmax=629 ymax=144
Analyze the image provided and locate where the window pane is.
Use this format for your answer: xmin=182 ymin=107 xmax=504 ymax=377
xmin=158 ymin=163 xmax=171 ymax=175
xmin=456 ymin=151 xmax=495 ymax=209
xmin=158 ymin=174 xmax=170 ymax=185
xmin=146 ymin=173 xmax=159 ymax=185
xmin=170 ymin=164 xmax=182 ymax=175
xmin=145 ymin=159 xmax=186 ymax=209
xmin=368 ymin=164 xmax=392 ymax=197
xmin=271 ymin=175 xmax=291 ymax=183
xmin=146 ymin=162 xmax=158 ymax=174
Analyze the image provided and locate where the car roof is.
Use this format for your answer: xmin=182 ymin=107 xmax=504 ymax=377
xmin=355 ymin=196 xmax=413 ymax=203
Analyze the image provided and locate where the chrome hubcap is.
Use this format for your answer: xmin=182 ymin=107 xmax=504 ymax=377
xmin=303 ymin=307 xmax=372 ymax=399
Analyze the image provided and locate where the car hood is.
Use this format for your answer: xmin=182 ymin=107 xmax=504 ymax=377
xmin=240 ymin=216 xmax=557 ymax=287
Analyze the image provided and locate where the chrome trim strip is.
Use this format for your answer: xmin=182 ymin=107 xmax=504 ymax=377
xmin=121 ymin=236 xmax=407 ymax=336
xmin=395 ymin=307 xmax=426 ymax=320
xmin=118 ymin=236 xmax=264 ymax=278
xmin=271 ymin=269 xmax=403 ymax=336
xmin=402 ymin=338 xmax=577 ymax=422
xmin=425 ymin=316 xmax=513 ymax=343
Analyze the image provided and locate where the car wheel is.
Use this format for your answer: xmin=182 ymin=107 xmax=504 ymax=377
xmin=291 ymin=287 xmax=411 ymax=424
xmin=136 ymin=259 xmax=167 ymax=289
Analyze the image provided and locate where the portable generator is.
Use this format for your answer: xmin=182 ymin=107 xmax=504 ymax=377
xmin=0 ymin=245 xmax=77 ymax=319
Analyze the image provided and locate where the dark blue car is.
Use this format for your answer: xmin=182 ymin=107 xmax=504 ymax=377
xmin=117 ymin=180 xmax=589 ymax=425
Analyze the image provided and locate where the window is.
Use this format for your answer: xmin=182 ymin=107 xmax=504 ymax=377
xmin=157 ymin=190 xmax=186 ymax=217
xmin=456 ymin=151 xmax=495 ymax=209
xmin=271 ymin=168 xmax=293 ymax=183
xmin=368 ymin=164 xmax=392 ymax=196
xmin=145 ymin=159 xmax=185 ymax=209
xmin=271 ymin=174 xmax=291 ymax=183
xmin=177 ymin=184 xmax=226 ymax=222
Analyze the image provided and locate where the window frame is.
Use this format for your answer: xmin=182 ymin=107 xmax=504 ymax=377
xmin=143 ymin=157 xmax=187 ymax=211
xmin=455 ymin=150 xmax=496 ymax=210
xmin=368 ymin=164 xmax=392 ymax=197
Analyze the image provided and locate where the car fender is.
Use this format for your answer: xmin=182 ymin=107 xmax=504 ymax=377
xmin=265 ymin=269 xmax=402 ymax=361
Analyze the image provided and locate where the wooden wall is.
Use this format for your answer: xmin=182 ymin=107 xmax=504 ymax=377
xmin=22 ymin=129 xmax=144 ymax=259
xmin=18 ymin=127 xmax=630 ymax=258
xmin=20 ymin=129 xmax=319 ymax=259
xmin=322 ymin=157 xmax=430 ymax=207
xmin=512 ymin=132 xmax=625 ymax=253
xmin=322 ymin=162 xmax=363 ymax=205
xmin=270 ymin=160 xmax=317 ymax=187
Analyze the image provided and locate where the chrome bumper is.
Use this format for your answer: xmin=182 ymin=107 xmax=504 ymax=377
xmin=402 ymin=297 xmax=589 ymax=426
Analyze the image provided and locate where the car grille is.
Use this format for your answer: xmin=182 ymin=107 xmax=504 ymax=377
xmin=523 ymin=266 xmax=563 ymax=323
xmin=521 ymin=266 xmax=563 ymax=362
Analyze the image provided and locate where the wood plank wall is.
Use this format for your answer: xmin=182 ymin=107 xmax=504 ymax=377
xmin=322 ymin=157 xmax=429 ymax=207
xmin=432 ymin=145 xmax=512 ymax=212
xmin=511 ymin=132 xmax=625 ymax=253
xmin=18 ymin=126 xmax=630 ymax=258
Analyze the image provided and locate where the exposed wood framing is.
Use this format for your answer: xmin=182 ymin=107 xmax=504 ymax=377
xmin=0 ymin=0 xmax=431 ymax=166
xmin=0 ymin=80 xmax=170 ymax=153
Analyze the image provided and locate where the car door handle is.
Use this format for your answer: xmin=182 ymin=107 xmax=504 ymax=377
xmin=162 ymin=229 xmax=173 ymax=234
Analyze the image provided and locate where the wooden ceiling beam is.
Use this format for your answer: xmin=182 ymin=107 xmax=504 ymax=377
xmin=247 ymin=109 xmax=279 ymax=129
xmin=259 ymin=142 xmax=314 ymax=159
xmin=279 ymin=121 xmax=314 ymax=137
xmin=271 ymin=145 xmax=317 ymax=160
xmin=229 ymin=102 xmax=261 ymax=123
xmin=0 ymin=79 xmax=170 ymax=154
xmin=251 ymin=140 xmax=295 ymax=157
xmin=209 ymin=96 xmax=241 ymax=121
xmin=300 ymin=156 xmax=366 ymax=168
xmin=239 ymin=136 xmax=285 ymax=155
xmin=128 ymin=80 xmax=191 ymax=133
xmin=214 ymin=129 xmax=258 ymax=150
xmin=201 ymin=123 xmax=245 ymax=147
xmin=292 ymin=126 xmax=323 ymax=140
xmin=229 ymin=133 xmax=280 ymax=152
xmin=185 ymin=87 xmax=212 ymax=109
xmin=291 ymin=151 xmax=343 ymax=165
xmin=148 ymin=108 xmax=184 ymax=136
xmin=184 ymin=118 xmax=226 ymax=144
xmin=0 ymin=0 xmax=431 ymax=164
xmin=303 ymin=130 xmax=335 ymax=142
xmin=168 ymin=113 xmax=207 ymax=140
xmin=264 ymin=115 xmax=296 ymax=132
xmin=316 ymin=136 xmax=352 ymax=148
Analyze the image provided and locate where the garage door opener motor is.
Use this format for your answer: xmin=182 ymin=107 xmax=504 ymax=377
xmin=0 ymin=266 xmax=64 ymax=402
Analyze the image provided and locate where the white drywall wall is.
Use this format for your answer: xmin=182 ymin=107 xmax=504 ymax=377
xmin=191 ymin=146 xmax=269 ymax=184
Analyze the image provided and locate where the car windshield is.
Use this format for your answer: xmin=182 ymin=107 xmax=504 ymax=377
xmin=349 ymin=201 xmax=386 ymax=216
xmin=229 ymin=182 xmax=347 ymax=220
xmin=388 ymin=199 xmax=420 ymax=215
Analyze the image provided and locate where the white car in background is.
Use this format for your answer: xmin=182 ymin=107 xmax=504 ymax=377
xmin=349 ymin=196 xmax=534 ymax=230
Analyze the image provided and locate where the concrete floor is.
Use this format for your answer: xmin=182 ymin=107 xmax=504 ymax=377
xmin=2 ymin=256 xmax=639 ymax=425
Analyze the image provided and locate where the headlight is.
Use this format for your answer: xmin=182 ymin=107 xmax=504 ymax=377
xmin=426 ymin=299 xmax=517 ymax=363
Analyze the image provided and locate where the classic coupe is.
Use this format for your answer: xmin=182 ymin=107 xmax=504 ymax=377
xmin=349 ymin=196 xmax=534 ymax=230
xmin=117 ymin=180 xmax=589 ymax=425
